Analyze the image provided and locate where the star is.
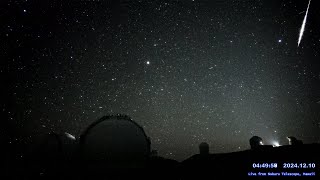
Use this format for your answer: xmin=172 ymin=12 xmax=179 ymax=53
xmin=4 ymin=0 xmax=319 ymax=163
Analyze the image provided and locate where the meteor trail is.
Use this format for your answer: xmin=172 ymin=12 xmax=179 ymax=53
xmin=64 ymin=132 xmax=76 ymax=140
xmin=298 ymin=0 xmax=311 ymax=47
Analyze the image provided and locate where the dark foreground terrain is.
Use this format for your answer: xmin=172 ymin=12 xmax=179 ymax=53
xmin=2 ymin=142 xmax=319 ymax=179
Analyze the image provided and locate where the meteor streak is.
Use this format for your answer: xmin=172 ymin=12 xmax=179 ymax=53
xmin=298 ymin=0 xmax=311 ymax=47
xmin=64 ymin=132 xmax=76 ymax=140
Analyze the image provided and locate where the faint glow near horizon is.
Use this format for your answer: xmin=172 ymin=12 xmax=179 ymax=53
xmin=272 ymin=141 xmax=280 ymax=147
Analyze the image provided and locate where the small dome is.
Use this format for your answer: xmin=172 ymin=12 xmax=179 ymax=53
xmin=249 ymin=136 xmax=263 ymax=149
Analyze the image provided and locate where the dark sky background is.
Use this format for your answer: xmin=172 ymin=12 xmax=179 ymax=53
xmin=2 ymin=0 xmax=320 ymax=161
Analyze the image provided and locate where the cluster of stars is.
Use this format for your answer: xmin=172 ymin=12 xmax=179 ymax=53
xmin=2 ymin=0 xmax=320 ymax=161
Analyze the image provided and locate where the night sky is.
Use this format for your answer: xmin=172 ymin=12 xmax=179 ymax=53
xmin=2 ymin=0 xmax=320 ymax=161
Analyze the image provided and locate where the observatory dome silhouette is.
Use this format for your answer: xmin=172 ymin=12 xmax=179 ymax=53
xmin=79 ymin=115 xmax=151 ymax=168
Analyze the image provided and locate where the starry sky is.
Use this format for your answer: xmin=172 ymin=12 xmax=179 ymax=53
xmin=2 ymin=0 xmax=320 ymax=161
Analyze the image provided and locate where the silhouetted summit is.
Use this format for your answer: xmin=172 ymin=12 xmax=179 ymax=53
xmin=3 ymin=115 xmax=319 ymax=179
